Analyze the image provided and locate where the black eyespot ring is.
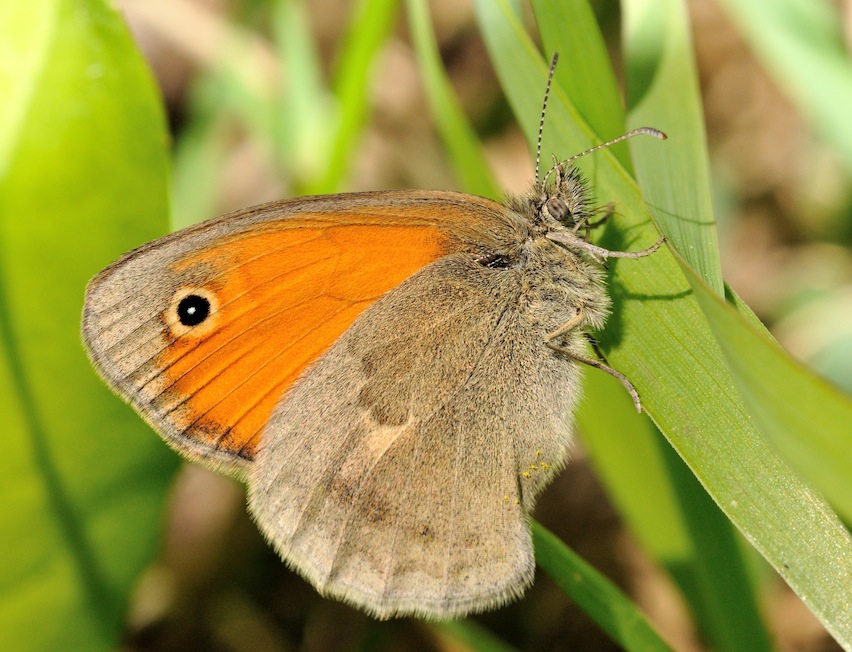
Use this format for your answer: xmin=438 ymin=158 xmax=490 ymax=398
xmin=177 ymin=294 xmax=211 ymax=326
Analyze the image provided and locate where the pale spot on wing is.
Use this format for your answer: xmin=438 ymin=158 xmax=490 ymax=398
xmin=361 ymin=412 xmax=416 ymax=460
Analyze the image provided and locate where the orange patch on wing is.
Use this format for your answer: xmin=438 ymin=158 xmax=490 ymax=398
xmin=156 ymin=221 xmax=447 ymax=461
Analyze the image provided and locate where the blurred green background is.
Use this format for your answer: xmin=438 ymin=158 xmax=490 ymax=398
xmin=2 ymin=0 xmax=851 ymax=650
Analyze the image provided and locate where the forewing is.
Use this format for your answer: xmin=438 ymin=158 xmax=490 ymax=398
xmin=82 ymin=191 xmax=514 ymax=474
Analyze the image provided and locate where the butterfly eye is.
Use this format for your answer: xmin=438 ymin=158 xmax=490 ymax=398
xmin=177 ymin=294 xmax=210 ymax=326
xmin=166 ymin=287 xmax=219 ymax=337
xmin=545 ymin=197 xmax=571 ymax=224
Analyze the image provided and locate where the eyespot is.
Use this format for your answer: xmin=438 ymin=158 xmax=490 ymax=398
xmin=177 ymin=294 xmax=210 ymax=326
xmin=165 ymin=287 xmax=219 ymax=338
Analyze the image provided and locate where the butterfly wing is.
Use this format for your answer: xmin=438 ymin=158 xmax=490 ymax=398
xmin=249 ymin=240 xmax=584 ymax=620
xmin=82 ymin=191 xmax=520 ymax=475
xmin=83 ymin=191 xmax=584 ymax=619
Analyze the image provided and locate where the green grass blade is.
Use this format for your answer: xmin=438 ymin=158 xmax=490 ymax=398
xmin=475 ymin=0 xmax=852 ymax=647
xmin=431 ymin=620 xmax=519 ymax=652
xmin=406 ymin=0 xmax=501 ymax=198
xmin=716 ymin=0 xmax=852 ymax=174
xmin=312 ymin=0 xmax=399 ymax=193
xmin=271 ymin=0 xmax=331 ymax=187
xmin=532 ymin=0 xmax=629 ymax=168
xmin=623 ymin=0 xmax=723 ymax=295
xmin=578 ymin=373 xmax=772 ymax=652
xmin=483 ymin=2 xmax=771 ymax=649
xmin=619 ymin=3 xmax=772 ymax=644
xmin=626 ymin=0 xmax=852 ymax=638
xmin=0 ymin=1 xmax=178 ymax=649
xmin=530 ymin=3 xmax=770 ymax=649
xmin=533 ymin=524 xmax=674 ymax=651
xmin=683 ymin=255 xmax=852 ymax=524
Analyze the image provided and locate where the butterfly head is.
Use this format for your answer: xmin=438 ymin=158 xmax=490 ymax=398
xmin=537 ymin=161 xmax=591 ymax=233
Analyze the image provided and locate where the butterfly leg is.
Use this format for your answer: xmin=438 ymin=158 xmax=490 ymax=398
xmin=547 ymin=232 xmax=666 ymax=261
xmin=544 ymin=310 xmax=643 ymax=413
xmin=575 ymin=202 xmax=614 ymax=236
xmin=544 ymin=310 xmax=584 ymax=341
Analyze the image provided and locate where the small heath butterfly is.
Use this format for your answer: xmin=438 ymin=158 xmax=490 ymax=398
xmin=82 ymin=56 xmax=665 ymax=620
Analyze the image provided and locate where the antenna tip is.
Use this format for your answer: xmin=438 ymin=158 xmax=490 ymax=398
xmin=640 ymin=127 xmax=667 ymax=140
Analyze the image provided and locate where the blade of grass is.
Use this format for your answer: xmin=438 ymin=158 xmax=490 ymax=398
xmin=0 ymin=1 xmax=178 ymax=648
xmin=682 ymin=255 xmax=852 ymax=524
xmin=431 ymin=620 xmax=519 ymax=652
xmin=579 ymin=372 xmax=772 ymax=652
xmin=533 ymin=0 xmax=629 ymax=169
xmin=623 ymin=0 xmax=723 ymax=295
xmin=475 ymin=0 xmax=852 ymax=646
xmin=533 ymin=523 xmax=674 ymax=651
xmin=312 ymin=0 xmax=399 ymax=193
xmin=405 ymin=0 xmax=501 ymax=199
xmin=624 ymin=0 xmax=852 ymax=633
xmin=533 ymin=2 xmax=771 ymax=649
xmin=271 ymin=0 xmax=331 ymax=188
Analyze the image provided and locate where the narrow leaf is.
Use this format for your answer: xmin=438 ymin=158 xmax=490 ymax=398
xmin=533 ymin=523 xmax=674 ymax=652
xmin=406 ymin=0 xmax=501 ymax=198
xmin=623 ymin=0 xmax=723 ymax=294
xmin=682 ymin=255 xmax=852 ymax=524
xmin=0 ymin=1 xmax=178 ymax=649
xmin=475 ymin=0 xmax=852 ymax=647
xmin=313 ymin=0 xmax=399 ymax=193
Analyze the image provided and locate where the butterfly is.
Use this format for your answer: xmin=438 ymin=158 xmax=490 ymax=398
xmin=82 ymin=56 xmax=665 ymax=620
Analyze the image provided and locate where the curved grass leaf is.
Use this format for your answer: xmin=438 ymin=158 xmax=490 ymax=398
xmin=312 ymin=0 xmax=400 ymax=193
xmin=532 ymin=2 xmax=771 ymax=650
xmin=683 ymin=256 xmax=852 ymax=524
xmin=533 ymin=0 xmax=628 ymax=168
xmin=0 ymin=1 xmax=178 ymax=649
xmin=272 ymin=0 xmax=331 ymax=188
xmin=622 ymin=0 xmax=722 ymax=295
xmin=533 ymin=523 xmax=673 ymax=651
xmin=432 ymin=620 xmax=520 ymax=652
xmin=579 ymin=371 xmax=772 ymax=652
xmin=406 ymin=0 xmax=501 ymax=199
xmin=475 ymin=0 xmax=852 ymax=647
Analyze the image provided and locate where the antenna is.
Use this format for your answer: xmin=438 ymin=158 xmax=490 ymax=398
xmin=564 ymin=127 xmax=667 ymax=166
xmin=536 ymin=53 xmax=560 ymax=184
xmin=535 ymin=54 xmax=666 ymax=177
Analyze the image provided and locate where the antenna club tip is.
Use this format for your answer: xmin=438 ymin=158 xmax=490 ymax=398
xmin=640 ymin=127 xmax=667 ymax=140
